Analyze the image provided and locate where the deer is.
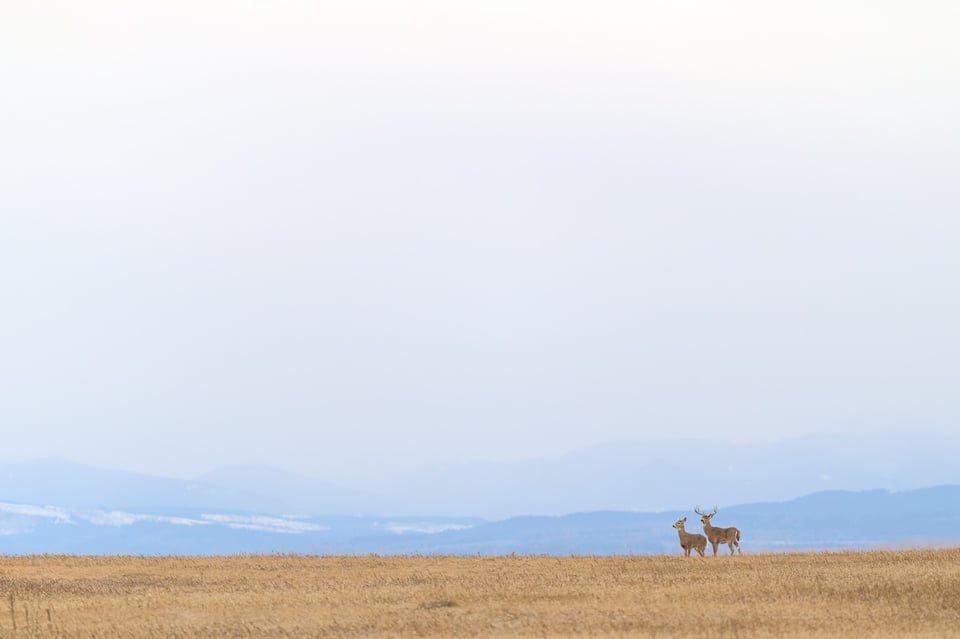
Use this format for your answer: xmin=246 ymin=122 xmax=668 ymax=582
xmin=672 ymin=517 xmax=707 ymax=557
xmin=695 ymin=505 xmax=741 ymax=556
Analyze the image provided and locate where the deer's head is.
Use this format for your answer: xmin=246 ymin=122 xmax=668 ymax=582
xmin=694 ymin=505 xmax=718 ymax=525
xmin=672 ymin=517 xmax=687 ymax=530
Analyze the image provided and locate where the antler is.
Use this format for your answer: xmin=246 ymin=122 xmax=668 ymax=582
xmin=694 ymin=505 xmax=704 ymax=515
xmin=712 ymin=505 xmax=719 ymax=515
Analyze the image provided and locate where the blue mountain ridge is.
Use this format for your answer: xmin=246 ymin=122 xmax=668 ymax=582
xmin=1 ymin=485 xmax=958 ymax=555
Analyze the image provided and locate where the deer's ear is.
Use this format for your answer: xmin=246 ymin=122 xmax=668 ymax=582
xmin=681 ymin=517 xmax=686 ymax=522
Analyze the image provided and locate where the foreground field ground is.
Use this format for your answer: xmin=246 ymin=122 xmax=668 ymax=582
xmin=0 ymin=550 xmax=958 ymax=637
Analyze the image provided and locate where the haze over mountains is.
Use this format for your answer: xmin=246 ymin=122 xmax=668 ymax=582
xmin=2 ymin=432 xmax=957 ymax=519
xmin=369 ymin=431 xmax=960 ymax=518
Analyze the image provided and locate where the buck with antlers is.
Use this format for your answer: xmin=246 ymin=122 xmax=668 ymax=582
xmin=695 ymin=505 xmax=741 ymax=556
xmin=672 ymin=517 xmax=707 ymax=557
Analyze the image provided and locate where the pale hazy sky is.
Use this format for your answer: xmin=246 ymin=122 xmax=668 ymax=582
xmin=1 ymin=1 xmax=958 ymax=483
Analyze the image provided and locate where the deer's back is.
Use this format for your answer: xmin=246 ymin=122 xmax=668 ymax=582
xmin=708 ymin=525 xmax=739 ymax=542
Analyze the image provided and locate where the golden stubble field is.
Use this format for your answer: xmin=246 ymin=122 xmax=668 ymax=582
xmin=0 ymin=550 xmax=958 ymax=637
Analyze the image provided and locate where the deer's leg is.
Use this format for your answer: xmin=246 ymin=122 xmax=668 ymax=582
xmin=712 ymin=541 xmax=719 ymax=556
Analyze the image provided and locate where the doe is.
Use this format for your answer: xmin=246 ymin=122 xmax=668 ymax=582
xmin=672 ymin=517 xmax=707 ymax=557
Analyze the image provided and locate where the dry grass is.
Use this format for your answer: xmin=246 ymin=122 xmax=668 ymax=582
xmin=0 ymin=550 xmax=959 ymax=637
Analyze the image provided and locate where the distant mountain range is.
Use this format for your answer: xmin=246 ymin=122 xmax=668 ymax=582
xmin=0 ymin=485 xmax=958 ymax=555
